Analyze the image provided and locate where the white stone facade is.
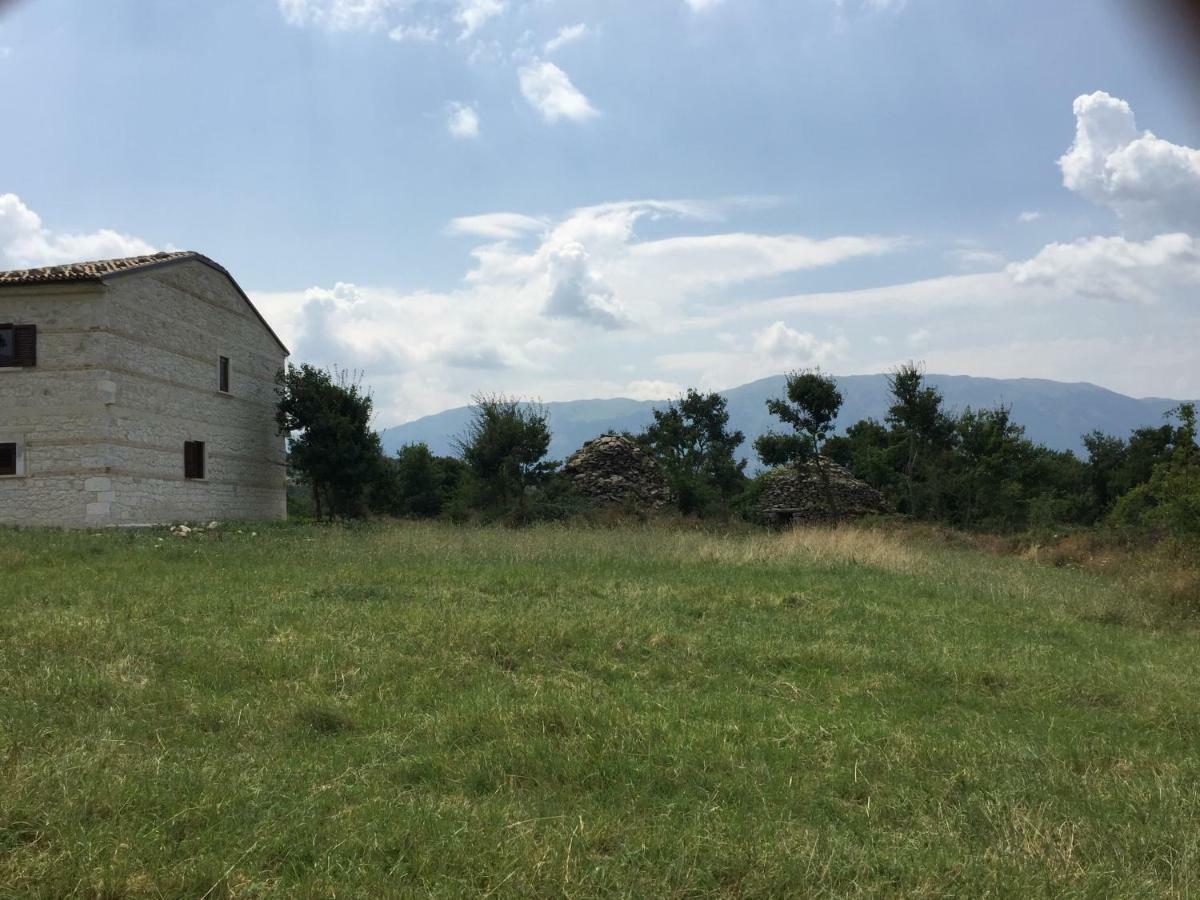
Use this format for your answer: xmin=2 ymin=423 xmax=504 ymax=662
xmin=0 ymin=257 xmax=288 ymax=527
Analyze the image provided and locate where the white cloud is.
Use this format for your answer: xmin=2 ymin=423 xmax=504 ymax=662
xmin=685 ymin=0 xmax=725 ymax=10
xmin=0 ymin=193 xmax=159 ymax=269
xmin=389 ymin=22 xmax=440 ymax=43
xmin=1018 ymin=211 xmax=1042 ymax=223
xmin=544 ymin=23 xmax=589 ymax=54
xmin=456 ymin=0 xmax=504 ymax=39
xmin=1060 ymin=91 xmax=1200 ymax=236
xmin=447 ymin=212 xmax=547 ymax=240
xmin=1008 ymin=233 xmax=1200 ymax=305
xmin=624 ymin=379 xmax=684 ymax=400
xmin=544 ymin=241 xmax=627 ymax=328
xmin=518 ymin=60 xmax=599 ymax=123
xmin=446 ymin=102 xmax=481 ymax=139
xmin=277 ymin=0 xmax=398 ymax=31
xmin=251 ymin=198 xmax=902 ymax=423
xmin=906 ymin=327 xmax=931 ymax=346
xmin=752 ymin=321 xmax=847 ymax=369
xmin=0 ymin=47 xmax=13 ymax=60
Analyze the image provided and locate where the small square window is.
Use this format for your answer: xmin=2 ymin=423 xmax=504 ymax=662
xmin=184 ymin=441 xmax=206 ymax=480
xmin=218 ymin=356 xmax=230 ymax=393
xmin=0 ymin=324 xmax=35 ymax=368
xmin=0 ymin=443 xmax=17 ymax=477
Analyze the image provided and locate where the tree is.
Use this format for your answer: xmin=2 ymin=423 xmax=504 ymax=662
xmin=637 ymin=389 xmax=746 ymax=515
xmin=1113 ymin=403 xmax=1200 ymax=542
xmin=275 ymin=364 xmax=385 ymax=519
xmin=885 ymin=363 xmax=957 ymax=518
xmin=376 ymin=442 xmax=464 ymax=519
xmin=454 ymin=394 xmax=556 ymax=513
xmin=754 ymin=369 xmax=844 ymax=517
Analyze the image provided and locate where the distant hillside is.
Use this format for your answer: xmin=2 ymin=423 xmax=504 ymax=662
xmin=380 ymin=374 xmax=1188 ymax=464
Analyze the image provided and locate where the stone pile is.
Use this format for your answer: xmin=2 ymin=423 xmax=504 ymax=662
xmin=562 ymin=434 xmax=671 ymax=508
xmin=759 ymin=459 xmax=890 ymax=523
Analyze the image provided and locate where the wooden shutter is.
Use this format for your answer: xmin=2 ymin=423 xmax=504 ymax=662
xmin=13 ymin=325 xmax=36 ymax=367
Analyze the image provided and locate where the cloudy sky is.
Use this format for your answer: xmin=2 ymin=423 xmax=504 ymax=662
xmin=2 ymin=0 xmax=1199 ymax=424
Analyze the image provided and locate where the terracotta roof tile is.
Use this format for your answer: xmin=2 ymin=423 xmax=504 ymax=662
xmin=0 ymin=251 xmax=288 ymax=355
xmin=0 ymin=251 xmax=200 ymax=285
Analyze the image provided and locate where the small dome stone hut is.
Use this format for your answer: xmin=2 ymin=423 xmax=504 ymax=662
xmin=562 ymin=434 xmax=671 ymax=509
xmin=758 ymin=459 xmax=890 ymax=525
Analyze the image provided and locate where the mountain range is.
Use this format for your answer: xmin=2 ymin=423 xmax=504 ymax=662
xmin=381 ymin=374 xmax=1190 ymax=466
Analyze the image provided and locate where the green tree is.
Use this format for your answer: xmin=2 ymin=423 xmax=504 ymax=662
xmin=377 ymin=442 xmax=464 ymax=518
xmin=275 ymin=364 xmax=385 ymax=519
xmin=754 ymin=369 xmax=844 ymax=517
xmin=637 ymin=389 xmax=746 ymax=515
xmin=454 ymin=394 xmax=556 ymax=514
xmin=1113 ymin=403 xmax=1200 ymax=541
xmin=885 ymin=363 xmax=957 ymax=518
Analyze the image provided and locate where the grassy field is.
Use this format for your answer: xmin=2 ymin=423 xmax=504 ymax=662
xmin=1 ymin=521 xmax=1198 ymax=898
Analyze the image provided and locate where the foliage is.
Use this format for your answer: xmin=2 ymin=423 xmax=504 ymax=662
xmin=1111 ymin=403 xmax=1200 ymax=542
xmin=636 ymin=389 xmax=747 ymax=516
xmin=374 ymin=443 xmax=465 ymax=519
xmin=275 ymin=363 xmax=385 ymax=519
xmin=755 ymin=369 xmax=845 ymax=516
xmin=454 ymin=394 xmax=557 ymax=515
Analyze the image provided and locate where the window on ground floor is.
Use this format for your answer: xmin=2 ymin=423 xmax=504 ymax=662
xmin=184 ymin=440 xmax=206 ymax=480
xmin=0 ymin=442 xmax=19 ymax=477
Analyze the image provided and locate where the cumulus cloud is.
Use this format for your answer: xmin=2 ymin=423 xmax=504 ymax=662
xmin=752 ymin=321 xmax=848 ymax=369
xmin=1060 ymin=91 xmax=1200 ymax=236
xmin=624 ymin=379 xmax=684 ymax=400
xmin=1008 ymin=233 xmax=1200 ymax=305
xmin=544 ymin=23 xmax=589 ymax=54
xmin=684 ymin=0 xmax=725 ymax=10
xmin=446 ymin=101 xmax=480 ymax=139
xmin=1018 ymin=211 xmax=1042 ymax=223
xmin=0 ymin=193 xmax=158 ymax=269
xmin=518 ymin=60 xmax=599 ymax=123
xmin=544 ymin=241 xmax=627 ymax=329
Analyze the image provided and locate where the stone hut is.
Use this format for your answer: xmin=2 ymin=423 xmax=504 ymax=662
xmin=759 ymin=459 xmax=890 ymax=525
xmin=562 ymin=433 xmax=671 ymax=509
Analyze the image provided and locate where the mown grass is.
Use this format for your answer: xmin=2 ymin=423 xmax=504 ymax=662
xmin=1 ymin=521 xmax=1198 ymax=898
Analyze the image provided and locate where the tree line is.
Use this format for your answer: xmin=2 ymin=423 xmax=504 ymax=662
xmin=275 ymin=362 xmax=1198 ymax=542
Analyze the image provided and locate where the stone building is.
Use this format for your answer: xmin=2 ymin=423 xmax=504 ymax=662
xmin=562 ymin=433 xmax=671 ymax=509
xmin=759 ymin=459 xmax=890 ymax=525
xmin=0 ymin=252 xmax=288 ymax=527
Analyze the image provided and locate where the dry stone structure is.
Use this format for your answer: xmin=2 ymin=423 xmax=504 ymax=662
xmin=759 ymin=459 xmax=890 ymax=524
xmin=562 ymin=433 xmax=671 ymax=508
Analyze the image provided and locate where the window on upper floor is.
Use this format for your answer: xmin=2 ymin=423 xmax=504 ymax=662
xmin=184 ymin=441 xmax=206 ymax=480
xmin=0 ymin=324 xmax=36 ymax=368
xmin=218 ymin=355 xmax=230 ymax=393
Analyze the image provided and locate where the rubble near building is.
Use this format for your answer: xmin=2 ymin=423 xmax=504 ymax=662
xmin=562 ymin=434 xmax=671 ymax=509
xmin=759 ymin=459 xmax=890 ymax=524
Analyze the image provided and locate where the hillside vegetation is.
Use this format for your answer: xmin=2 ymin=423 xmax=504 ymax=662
xmin=2 ymin=522 xmax=1198 ymax=897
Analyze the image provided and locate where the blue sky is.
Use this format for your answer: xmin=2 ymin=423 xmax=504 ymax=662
xmin=2 ymin=0 xmax=1198 ymax=424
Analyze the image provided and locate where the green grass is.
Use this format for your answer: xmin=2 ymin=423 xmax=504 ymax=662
xmin=1 ymin=521 xmax=1198 ymax=898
